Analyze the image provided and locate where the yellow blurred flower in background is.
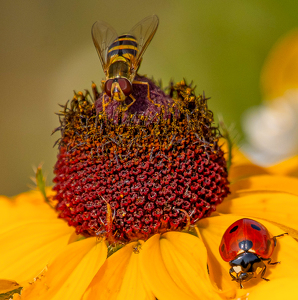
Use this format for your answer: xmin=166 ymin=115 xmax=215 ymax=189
xmin=243 ymin=30 xmax=298 ymax=166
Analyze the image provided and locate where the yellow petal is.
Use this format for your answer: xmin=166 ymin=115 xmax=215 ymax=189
xmin=266 ymin=155 xmax=298 ymax=177
xmin=0 ymin=279 xmax=20 ymax=294
xmin=228 ymin=148 xmax=298 ymax=181
xmin=196 ymin=215 xmax=298 ymax=298
xmin=220 ymin=140 xmax=251 ymax=166
xmin=138 ymin=233 xmax=221 ymax=300
xmin=116 ymin=242 xmax=154 ymax=300
xmin=196 ymin=215 xmax=241 ymax=296
xmin=217 ymin=192 xmax=298 ymax=237
xmin=231 ymin=147 xmax=252 ymax=166
xmin=228 ymin=164 xmax=269 ymax=183
xmin=221 ymin=143 xmax=270 ymax=183
xmin=159 ymin=232 xmax=221 ymax=300
xmin=139 ymin=234 xmax=192 ymax=300
xmin=261 ymin=29 xmax=298 ymax=100
xmin=11 ymin=278 xmax=47 ymax=300
xmin=248 ymin=277 xmax=298 ymax=300
xmin=83 ymin=241 xmax=154 ymax=300
xmin=0 ymin=219 xmax=74 ymax=283
xmin=228 ymin=175 xmax=298 ymax=198
xmin=0 ymin=189 xmax=57 ymax=232
xmin=20 ymin=237 xmax=107 ymax=300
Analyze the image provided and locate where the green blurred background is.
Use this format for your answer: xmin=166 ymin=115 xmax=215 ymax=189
xmin=1 ymin=0 xmax=298 ymax=196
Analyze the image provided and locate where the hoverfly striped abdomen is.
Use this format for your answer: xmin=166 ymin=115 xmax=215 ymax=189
xmin=107 ymin=34 xmax=138 ymax=62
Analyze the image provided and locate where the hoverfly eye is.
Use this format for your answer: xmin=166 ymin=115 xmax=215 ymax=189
xmin=105 ymin=80 xmax=113 ymax=96
xmin=118 ymin=78 xmax=132 ymax=96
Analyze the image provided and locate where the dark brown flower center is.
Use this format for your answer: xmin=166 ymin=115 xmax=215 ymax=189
xmin=53 ymin=76 xmax=230 ymax=243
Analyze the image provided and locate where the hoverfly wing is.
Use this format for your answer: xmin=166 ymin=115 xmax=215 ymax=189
xmin=92 ymin=21 xmax=118 ymax=72
xmin=128 ymin=15 xmax=159 ymax=72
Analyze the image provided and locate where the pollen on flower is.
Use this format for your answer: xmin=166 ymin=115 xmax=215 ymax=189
xmin=52 ymin=75 xmax=230 ymax=243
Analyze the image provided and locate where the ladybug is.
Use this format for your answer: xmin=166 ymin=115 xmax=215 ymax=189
xmin=219 ymin=218 xmax=287 ymax=289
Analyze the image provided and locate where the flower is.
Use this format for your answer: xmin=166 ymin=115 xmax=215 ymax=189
xmin=242 ymin=30 xmax=298 ymax=166
xmin=242 ymin=90 xmax=298 ymax=165
xmin=1 ymin=78 xmax=298 ymax=300
xmin=53 ymin=77 xmax=229 ymax=242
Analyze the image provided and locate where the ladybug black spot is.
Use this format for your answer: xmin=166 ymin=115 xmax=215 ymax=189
xmin=251 ymin=224 xmax=261 ymax=231
xmin=239 ymin=239 xmax=253 ymax=251
xmin=229 ymin=225 xmax=238 ymax=234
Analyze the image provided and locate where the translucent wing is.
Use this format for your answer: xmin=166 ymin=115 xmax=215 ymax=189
xmin=128 ymin=15 xmax=159 ymax=71
xmin=91 ymin=21 xmax=118 ymax=72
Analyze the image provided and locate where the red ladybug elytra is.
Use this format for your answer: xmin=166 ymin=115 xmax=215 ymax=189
xmin=219 ymin=218 xmax=287 ymax=289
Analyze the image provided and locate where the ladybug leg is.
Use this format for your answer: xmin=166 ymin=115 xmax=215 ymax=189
xmin=229 ymin=267 xmax=245 ymax=289
xmin=273 ymin=233 xmax=288 ymax=246
xmin=260 ymin=265 xmax=270 ymax=282
xmin=263 ymin=257 xmax=281 ymax=265
xmin=229 ymin=268 xmax=238 ymax=282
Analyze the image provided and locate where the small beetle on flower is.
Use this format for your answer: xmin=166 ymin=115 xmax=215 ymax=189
xmin=219 ymin=218 xmax=287 ymax=289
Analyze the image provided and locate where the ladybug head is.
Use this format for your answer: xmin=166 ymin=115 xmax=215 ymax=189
xmin=229 ymin=252 xmax=266 ymax=289
xmin=237 ymin=271 xmax=255 ymax=283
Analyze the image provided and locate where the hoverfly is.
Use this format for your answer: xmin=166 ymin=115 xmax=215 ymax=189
xmin=92 ymin=15 xmax=159 ymax=111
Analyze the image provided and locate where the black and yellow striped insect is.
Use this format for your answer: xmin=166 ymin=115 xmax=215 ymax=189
xmin=92 ymin=15 xmax=159 ymax=111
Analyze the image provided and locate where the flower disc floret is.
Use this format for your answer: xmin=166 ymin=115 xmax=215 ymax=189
xmin=53 ymin=76 xmax=230 ymax=242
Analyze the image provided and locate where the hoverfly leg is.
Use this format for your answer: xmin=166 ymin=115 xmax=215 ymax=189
xmin=133 ymin=81 xmax=160 ymax=108
xmin=118 ymin=95 xmax=136 ymax=112
xmin=102 ymin=92 xmax=112 ymax=112
xmin=126 ymin=95 xmax=136 ymax=110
